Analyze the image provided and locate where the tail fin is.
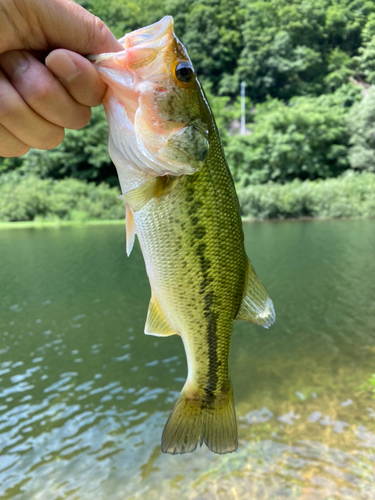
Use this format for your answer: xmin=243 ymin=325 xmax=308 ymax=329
xmin=161 ymin=385 xmax=238 ymax=455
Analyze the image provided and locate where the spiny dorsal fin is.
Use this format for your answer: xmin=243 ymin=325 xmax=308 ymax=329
xmin=125 ymin=203 xmax=136 ymax=257
xmin=120 ymin=176 xmax=179 ymax=212
xmin=145 ymin=295 xmax=177 ymax=337
xmin=235 ymin=258 xmax=276 ymax=328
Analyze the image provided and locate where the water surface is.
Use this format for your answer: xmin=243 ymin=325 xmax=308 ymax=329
xmin=1 ymin=220 xmax=375 ymax=499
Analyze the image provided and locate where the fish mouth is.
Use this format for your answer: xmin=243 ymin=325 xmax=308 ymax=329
xmin=89 ymin=16 xmax=205 ymax=178
xmin=119 ymin=16 xmax=174 ymax=50
xmin=88 ymin=16 xmax=174 ymax=67
xmin=88 ymin=16 xmax=182 ymax=131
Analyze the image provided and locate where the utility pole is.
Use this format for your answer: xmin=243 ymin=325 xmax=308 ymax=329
xmin=240 ymin=81 xmax=246 ymax=135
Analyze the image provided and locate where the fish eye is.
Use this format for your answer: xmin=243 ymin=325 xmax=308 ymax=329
xmin=175 ymin=62 xmax=194 ymax=83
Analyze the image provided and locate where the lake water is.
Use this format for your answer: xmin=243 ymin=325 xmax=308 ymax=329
xmin=0 ymin=220 xmax=375 ymax=500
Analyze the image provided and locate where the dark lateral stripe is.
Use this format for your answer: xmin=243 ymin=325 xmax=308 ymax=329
xmin=186 ymin=181 xmax=219 ymax=398
xmin=203 ymin=291 xmax=218 ymax=397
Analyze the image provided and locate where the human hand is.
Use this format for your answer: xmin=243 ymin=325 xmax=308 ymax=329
xmin=0 ymin=0 xmax=123 ymax=157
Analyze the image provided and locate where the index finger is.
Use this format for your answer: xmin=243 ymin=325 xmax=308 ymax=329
xmin=46 ymin=49 xmax=107 ymax=107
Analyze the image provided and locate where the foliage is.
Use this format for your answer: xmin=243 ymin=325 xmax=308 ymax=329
xmin=324 ymin=48 xmax=354 ymax=91
xmin=237 ymin=172 xmax=375 ymax=219
xmin=81 ymin=0 xmax=168 ymax=39
xmin=3 ymin=0 xmax=375 ymax=220
xmin=67 ymin=1 xmax=375 ymax=188
xmin=353 ymin=12 xmax=375 ymax=84
xmin=78 ymin=0 xmax=375 ymax=99
xmin=166 ymin=0 xmax=245 ymax=92
xmin=1 ymin=171 xmax=374 ymax=222
xmin=224 ymin=0 xmax=375 ymax=100
xmin=0 ymin=172 xmax=123 ymax=222
xmin=225 ymin=84 xmax=361 ymax=185
xmin=354 ymin=38 xmax=375 ymax=84
xmin=347 ymin=87 xmax=375 ymax=172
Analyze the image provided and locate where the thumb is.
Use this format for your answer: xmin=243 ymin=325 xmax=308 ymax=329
xmin=39 ymin=0 xmax=123 ymax=54
xmin=2 ymin=0 xmax=123 ymax=54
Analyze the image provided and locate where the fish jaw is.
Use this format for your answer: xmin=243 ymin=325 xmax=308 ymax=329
xmin=118 ymin=15 xmax=174 ymax=50
xmin=89 ymin=16 xmax=209 ymax=181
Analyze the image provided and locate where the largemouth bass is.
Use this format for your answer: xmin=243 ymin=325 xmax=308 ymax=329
xmin=90 ymin=16 xmax=275 ymax=455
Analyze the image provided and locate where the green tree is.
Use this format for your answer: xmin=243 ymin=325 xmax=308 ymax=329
xmin=229 ymin=0 xmax=374 ymax=100
xmin=225 ymin=84 xmax=361 ymax=185
xmin=2 ymin=0 xmax=375 ymax=193
xmin=167 ymin=0 xmax=244 ymax=91
xmin=353 ymin=12 xmax=375 ymax=83
xmin=347 ymin=86 xmax=375 ymax=172
xmin=80 ymin=0 xmax=168 ymax=38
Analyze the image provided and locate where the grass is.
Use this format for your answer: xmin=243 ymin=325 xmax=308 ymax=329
xmin=0 ymin=219 xmax=124 ymax=230
xmin=1 ymin=171 xmax=375 ymax=224
xmin=237 ymin=171 xmax=375 ymax=219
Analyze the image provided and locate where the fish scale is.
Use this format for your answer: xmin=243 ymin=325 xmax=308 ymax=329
xmin=91 ymin=15 xmax=275 ymax=455
xmin=134 ymin=131 xmax=245 ymax=397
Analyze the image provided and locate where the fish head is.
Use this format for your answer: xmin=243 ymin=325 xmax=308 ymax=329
xmin=90 ymin=16 xmax=211 ymax=178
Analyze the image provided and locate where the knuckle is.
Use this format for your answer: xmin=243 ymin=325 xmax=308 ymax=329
xmin=39 ymin=127 xmax=65 ymax=150
xmin=27 ymin=82 xmax=52 ymax=108
xmin=70 ymin=107 xmax=91 ymax=130
xmin=0 ymin=95 xmax=23 ymax=121
xmin=92 ymin=16 xmax=110 ymax=48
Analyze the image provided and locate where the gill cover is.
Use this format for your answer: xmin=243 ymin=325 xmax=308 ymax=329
xmin=90 ymin=16 xmax=209 ymax=177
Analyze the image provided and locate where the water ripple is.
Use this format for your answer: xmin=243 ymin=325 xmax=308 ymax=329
xmin=0 ymin=222 xmax=374 ymax=499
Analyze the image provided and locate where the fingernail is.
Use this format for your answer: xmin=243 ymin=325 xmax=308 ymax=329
xmin=0 ymin=50 xmax=29 ymax=80
xmin=46 ymin=52 xmax=80 ymax=83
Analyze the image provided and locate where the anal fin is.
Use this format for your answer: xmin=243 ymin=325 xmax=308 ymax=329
xmin=125 ymin=203 xmax=136 ymax=257
xmin=235 ymin=258 xmax=276 ymax=328
xmin=145 ymin=295 xmax=177 ymax=337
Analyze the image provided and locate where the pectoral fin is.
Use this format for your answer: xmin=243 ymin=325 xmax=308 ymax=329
xmin=235 ymin=258 xmax=276 ymax=328
xmin=145 ymin=295 xmax=177 ymax=337
xmin=120 ymin=176 xmax=179 ymax=212
xmin=125 ymin=203 xmax=136 ymax=257
xmin=120 ymin=178 xmax=161 ymax=212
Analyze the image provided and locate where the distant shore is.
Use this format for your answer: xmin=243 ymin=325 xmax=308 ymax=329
xmin=0 ymin=219 xmax=125 ymax=230
xmin=1 ymin=215 xmax=374 ymax=230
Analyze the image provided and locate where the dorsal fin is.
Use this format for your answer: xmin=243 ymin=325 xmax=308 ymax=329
xmin=125 ymin=203 xmax=136 ymax=257
xmin=235 ymin=258 xmax=276 ymax=329
xmin=145 ymin=295 xmax=178 ymax=337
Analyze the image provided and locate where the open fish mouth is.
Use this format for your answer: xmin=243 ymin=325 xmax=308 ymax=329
xmin=88 ymin=17 xmax=208 ymax=178
xmin=88 ymin=16 xmax=176 ymax=71
xmin=118 ymin=16 xmax=174 ymax=50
